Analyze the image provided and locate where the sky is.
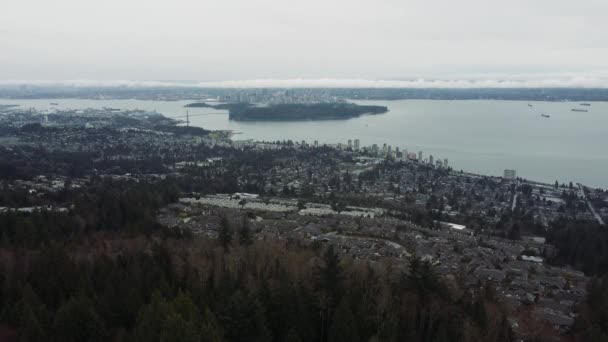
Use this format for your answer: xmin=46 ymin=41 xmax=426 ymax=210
xmin=1 ymin=0 xmax=608 ymax=87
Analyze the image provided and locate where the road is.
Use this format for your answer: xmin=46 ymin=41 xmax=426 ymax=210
xmin=578 ymin=184 xmax=605 ymax=225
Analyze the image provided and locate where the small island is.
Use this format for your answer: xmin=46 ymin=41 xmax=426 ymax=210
xmin=226 ymin=103 xmax=388 ymax=121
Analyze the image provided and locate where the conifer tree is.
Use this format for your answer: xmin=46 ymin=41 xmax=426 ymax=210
xmin=238 ymin=216 xmax=252 ymax=247
xmin=219 ymin=214 xmax=233 ymax=252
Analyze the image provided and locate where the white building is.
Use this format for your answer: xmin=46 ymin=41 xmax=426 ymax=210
xmin=504 ymin=169 xmax=517 ymax=180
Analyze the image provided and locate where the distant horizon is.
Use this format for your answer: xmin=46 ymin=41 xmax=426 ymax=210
xmin=2 ymin=74 xmax=608 ymax=89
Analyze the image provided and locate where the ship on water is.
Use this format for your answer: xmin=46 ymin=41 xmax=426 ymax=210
xmin=50 ymin=102 xmax=59 ymax=105
xmin=572 ymin=108 xmax=588 ymax=112
xmin=541 ymin=114 xmax=550 ymax=118
xmin=580 ymin=103 xmax=591 ymax=106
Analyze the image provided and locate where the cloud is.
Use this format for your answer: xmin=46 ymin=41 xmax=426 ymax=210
xmin=2 ymin=0 xmax=608 ymax=81
xmin=1 ymin=73 xmax=608 ymax=88
xmin=189 ymin=75 xmax=608 ymax=88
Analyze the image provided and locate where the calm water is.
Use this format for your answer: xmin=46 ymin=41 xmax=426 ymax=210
xmin=1 ymin=98 xmax=607 ymax=188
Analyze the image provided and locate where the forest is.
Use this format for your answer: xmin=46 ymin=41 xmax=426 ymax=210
xmin=0 ymin=234 xmax=515 ymax=342
xmin=228 ymin=103 xmax=388 ymax=121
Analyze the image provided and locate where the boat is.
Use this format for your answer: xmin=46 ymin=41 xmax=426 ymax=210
xmin=580 ymin=103 xmax=591 ymax=106
xmin=572 ymin=108 xmax=588 ymax=112
xmin=541 ymin=114 xmax=550 ymax=118
xmin=528 ymin=104 xmax=533 ymax=107
xmin=50 ymin=102 xmax=59 ymax=105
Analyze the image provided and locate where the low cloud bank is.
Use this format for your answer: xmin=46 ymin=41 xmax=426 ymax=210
xmin=2 ymin=74 xmax=608 ymax=88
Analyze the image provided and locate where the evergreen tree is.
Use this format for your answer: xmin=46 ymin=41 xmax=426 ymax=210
xmin=159 ymin=312 xmax=199 ymax=342
xmin=238 ymin=216 xmax=253 ymax=247
xmin=53 ymin=296 xmax=105 ymax=342
xmin=316 ymin=245 xmax=343 ymax=342
xmin=220 ymin=291 xmax=271 ymax=342
xmin=200 ymin=307 xmax=224 ymax=342
xmin=133 ymin=292 xmax=223 ymax=342
xmin=575 ymin=275 xmax=608 ymax=341
xmin=318 ymin=245 xmax=343 ymax=306
xmin=219 ymin=214 xmax=233 ymax=252
xmin=19 ymin=304 xmax=46 ymax=342
xmin=132 ymin=292 xmax=168 ymax=342
xmin=16 ymin=285 xmax=48 ymax=342
xmin=328 ymin=299 xmax=360 ymax=342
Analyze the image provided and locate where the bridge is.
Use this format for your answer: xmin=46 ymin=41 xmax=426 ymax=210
xmin=167 ymin=111 xmax=228 ymax=126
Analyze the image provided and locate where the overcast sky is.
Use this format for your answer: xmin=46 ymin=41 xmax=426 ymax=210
xmin=2 ymin=0 xmax=608 ymax=87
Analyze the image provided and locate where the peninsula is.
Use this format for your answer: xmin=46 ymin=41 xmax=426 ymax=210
xmin=227 ymin=103 xmax=388 ymax=121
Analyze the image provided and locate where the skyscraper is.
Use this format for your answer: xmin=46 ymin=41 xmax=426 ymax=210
xmin=444 ymin=158 xmax=448 ymax=168
xmin=418 ymin=151 xmax=423 ymax=162
xmin=354 ymin=139 xmax=360 ymax=151
xmin=429 ymin=155 xmax=434 ymax=166
xmin=348 ymin=139 xmax=353 ymax=149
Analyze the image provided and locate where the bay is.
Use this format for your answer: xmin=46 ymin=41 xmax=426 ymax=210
xmin=1 ymin=98 xmax=606 ymax=189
